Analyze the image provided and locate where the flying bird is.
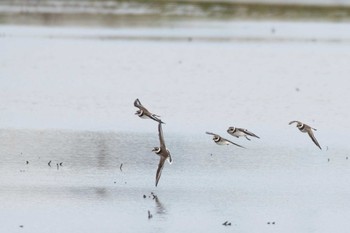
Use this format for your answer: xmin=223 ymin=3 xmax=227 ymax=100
xmin=227 ymin=127 xmax=260 ymax=140
xmin=206 ymin=132 xmax=245 ymax=148
xmin=289 ymin=121 xmax=322 ymax=150
xmin=134 ymin=98 xmax=164 ymax=124
xmin=152 ymin=122 xmax=172 ymax=187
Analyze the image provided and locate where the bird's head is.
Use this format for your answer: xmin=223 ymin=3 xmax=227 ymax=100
xmin=213 ymin=135 xmax=220 ymax=142
xmin=227 ymin=127 xmax=235 ymax=133
xmin=135 ymin=110 xmax=143 ymax=116
xmin=152 ymin=147 xmax=161 ymax=154
xmin=296 ymin=122 xmax=303 ymax=129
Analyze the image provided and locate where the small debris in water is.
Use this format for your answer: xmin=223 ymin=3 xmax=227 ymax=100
xmin=26 ymin=161 xmax=29 ymax=165
xmin=48 ymin=160 xmax=52 ymax=167
xmin=19 ymin=225 xmax=24 ymax=228
xmin=120 ymin=163 xmax=123 ymax=172
xmin=328 ymin=158 xmax=330 ymax=162
xmin=59 ymin=162 xmax=63 ymax=166
xmin=222 ymin=221 xmax=231 ymax=226
xmin=151 ymin=192 xmax=157 ymax=200
xmin=144 ymin=192 xmax=159 ymax=200
xmin=148 ymin=210 xmax=153 ymax=219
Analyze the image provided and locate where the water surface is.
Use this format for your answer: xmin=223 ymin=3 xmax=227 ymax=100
xmin=1 ymin=4 xmax=350 ymax=232
xmin=1 ymin=129 xmax=350 ymax=233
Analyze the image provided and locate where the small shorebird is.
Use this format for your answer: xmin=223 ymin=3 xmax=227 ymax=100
xmin=152 ymin=122 xmax=172 ymax=187
xmin=205 ymin=132 xmax=245 ymax=148
xmin=227 ymin=127 xmax=260 ymax=141
xmin=289 ymin=121 xmax=322 ymax=150
xmin=134 ymin=98 xmax=164 ymax=124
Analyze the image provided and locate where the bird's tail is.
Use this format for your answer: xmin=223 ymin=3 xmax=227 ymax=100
xmin=167 ymin=155 xmax=173 ymax=164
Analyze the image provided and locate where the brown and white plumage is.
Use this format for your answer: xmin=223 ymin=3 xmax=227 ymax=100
xmin=134 ymin=98 xmax=164 ymax=124
xmin=152 ymin=123 xmax=172 ymax=187
xmin=227 ymin=127 xmax=260 ymax=141
xmin=289 ymin=121 xmax=322 ymax=150
xmin=205 ymin=131 xmax=245 ymax=148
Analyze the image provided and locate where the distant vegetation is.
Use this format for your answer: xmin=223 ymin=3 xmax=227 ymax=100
xmin=1 ymin=0 xmax=350 ymax=26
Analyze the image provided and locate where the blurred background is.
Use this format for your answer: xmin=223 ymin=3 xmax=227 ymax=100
xmin=1 ymin=0 xmax=350 ymax=27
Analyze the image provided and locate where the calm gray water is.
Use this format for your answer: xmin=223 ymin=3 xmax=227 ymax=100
xmin=1 ymin=129 xmax=350 ymax=233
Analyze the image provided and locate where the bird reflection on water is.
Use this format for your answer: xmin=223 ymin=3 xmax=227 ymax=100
xmin=146 ymin=192 xmax=167 ymax=216
xmin=153 ymin=193 xmax=166 ymax=215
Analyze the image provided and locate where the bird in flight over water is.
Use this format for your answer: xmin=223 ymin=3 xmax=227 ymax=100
xmin=134 ymin=98 xmax=164 ymax=124
xmin=152 ymin=122 xmax=172 ymax=187
xmin=289 ymin=121 xmax=322 ymax=150
xmin=206 ymin=132 xmax=245 ymax=148
xmin=227 ymin=126 xmax=260 ymax=141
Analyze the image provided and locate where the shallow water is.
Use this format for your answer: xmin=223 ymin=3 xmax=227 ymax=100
xmin=1 ymin=23 xmax=350 ymax=143
xmin=1 ymin=12 xmax=350 ymax=233
xmin=1 ymin=129 xmax=350 ymax=233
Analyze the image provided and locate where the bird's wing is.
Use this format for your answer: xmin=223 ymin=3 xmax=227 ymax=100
xmin=224 ymin=138 xmax=246 ymax=148
xmin=148 ymin=114 xmax=164 ymax=124
xmin=239 ymin=128 xmax=260 ymax=138
xmin=134 ymin=98 xmax=142 ymax=108
xmin=134 ymin=98 xmax=149 ymax=112
xmin=289 ymin=121 xmax=300 ymax=125
xmin=158 ymin=122 xmax=166 ymax=150
xmin=155 ymin=156 xmax=166 ymax=187
xmin=307 ymin=130 xmax=322 ymax=150
xmin=205 ymin=131 xmax=217 ymax=136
